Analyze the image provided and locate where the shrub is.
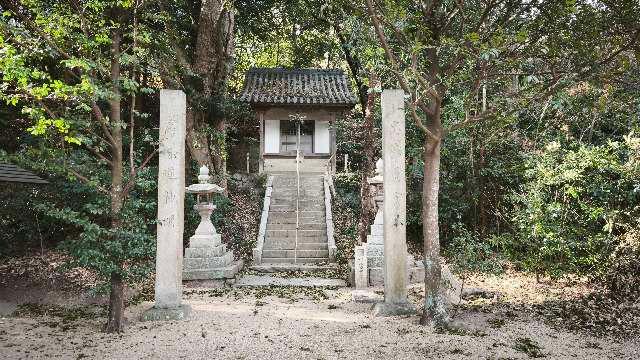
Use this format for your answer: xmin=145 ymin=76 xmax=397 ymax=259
xmin=512 ymin=135 xmax=640 ymax=279
xmin=605 ymin=226 xmax=640 ymax=297
xmin=445 ymin=223 xmax=507 ymax=275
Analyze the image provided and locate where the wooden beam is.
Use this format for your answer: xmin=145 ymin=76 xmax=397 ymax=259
xmin=329 ymin=113 xmax=337 ymax=174
xmin=259 ymin=111 xmax=265 ymax=173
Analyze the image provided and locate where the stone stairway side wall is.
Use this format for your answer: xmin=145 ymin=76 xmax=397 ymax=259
xmin=253 ymin=175 xmax=274 ymax=265
xmin=323 ymin=174 xmax=336 ymax=262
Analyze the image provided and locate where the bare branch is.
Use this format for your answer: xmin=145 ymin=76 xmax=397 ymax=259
xmin=91 ymin=102 xmax=117 ymax=147
xmin=122 ymin=148 xmax=158 ymax=197
xmin=67 ymin=167 xmax=109 ymax=195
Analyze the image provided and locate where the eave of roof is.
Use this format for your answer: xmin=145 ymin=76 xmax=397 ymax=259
xmin=0 ymin=162 xmax=48 ymax=184
xmin=239 ymin=67 xmax=358 ymax=108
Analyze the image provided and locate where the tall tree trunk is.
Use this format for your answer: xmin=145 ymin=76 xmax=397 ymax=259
xmin=420 ymin=130 xmax=448 ymax=327
xmin=105 ymin=29 xmax=126 ymax=333
xmin=105 ymin=271 xmax=125 ymax=332
xmin=210 ymin=9 xmax=234 ymax=192
xmin=185 ymin=108 xmax=214 ymax=171
xmin=185 ymin=0 xmax=225 ymax=171
xmin=478 ymin=144 xmax=487 ymax=235
xmin=212 ymin=118 xmax=227 ymax=193
xmin=357 ymin=75 xmax=377 ymax=244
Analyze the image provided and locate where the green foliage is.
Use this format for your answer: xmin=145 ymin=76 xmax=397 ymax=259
xmin=183 ymin=178 xmax=263 ymax=262
xmin=331 ymin=174 xmax=360 ymax=266
xmin=34 ymin=162 xmax=157 ymax=286
xmin=333 ymin=172 xmax=360 ymax=212
xmin=445 ymin=224 xmax=507 ymax=275
xmin=512 ymin=135 xmax=640 ymax=278
xmin=605 ymin=225 xmax=640 ymax=297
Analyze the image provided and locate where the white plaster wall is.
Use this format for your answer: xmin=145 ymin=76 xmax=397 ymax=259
xmin=264 ymin=120 xmax=280 ymax=154
xmin=314 ymin=120 xmax=330 ymax=154
xmin=263 ymin=108 xmax=333 ymax=122
xmin=264 ymin=158 xmax=329 ymax=173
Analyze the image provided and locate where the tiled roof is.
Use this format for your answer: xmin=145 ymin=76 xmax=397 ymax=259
xmin=0 ymin=162 xmax=48 ymax=184
xmin=239 ymin=68 xmax=357 ymax=107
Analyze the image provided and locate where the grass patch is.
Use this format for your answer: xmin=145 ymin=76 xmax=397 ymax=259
xmin=436 ymin=325 xmax=487 ymax=337
xmin=514 ymin=337 xmax=545 ymax=358
xmin=487 ymin=317 xmax=506 ymax=328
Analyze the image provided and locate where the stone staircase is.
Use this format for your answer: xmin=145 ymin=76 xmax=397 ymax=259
xmin=262 ymin=174 xmax=329 ymax=264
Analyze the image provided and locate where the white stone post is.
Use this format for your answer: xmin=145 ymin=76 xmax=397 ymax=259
xmin=373 ymin=89 xmax=415 ymax=316
xmin=353 ymin=244 xmax=368 ymax=290
xmin=142 ymin=89 xmax=190 ymax=321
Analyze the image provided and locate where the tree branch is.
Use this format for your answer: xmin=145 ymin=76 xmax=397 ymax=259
xmin=3 ymin=2 xmax=73 ymax=60
xmin=67 ymin=167 xmax=109 ymax=195
xmin=122 ymin=147 xmax=158 ymax=197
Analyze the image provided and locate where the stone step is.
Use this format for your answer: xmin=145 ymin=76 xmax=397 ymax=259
xmin=262 ymin=249 xmax=329 ymax=258
xmin=234 ymin=275 xmax=346 ymax=288
xmin=271 ymin=194 xmax=324 ymax=199
xmin=249 ymin=263 xmax=339 ymax=273
xmin=275 ymin=178 xmax=323 ymax=182
xmin=265 ymin=235 xmax=328 ymax=244
xmin=267 ymin=223 xmax=325 ymax=230
xmin=269 ymin=206 xmax=325 ymax=212
xmin=267 ymin=218 xmax=325 ymax=225
xmin=267 ymin=218 xmax=326 ymax=224
xmin=270 ymin=200 xmax=324 ymax=205
xmin=270 ymin=198 xmax=324 ymax=203
xmin=273 ymin=188 xmax=323 ymax=192
xmin=266 ymin=229 xmax=325 ymax=238
xmin=263 ymin=242 xmax=327 ymax=250
xmin=259 ymin=257 xmax=329 ymax=264
xmin=269 ymin=205 xmax=324 ymax=210
xmin=268 ymin=210 xmax=324 ymax=217
xmin=264 ymin=242 xmax=327 ymax=251
xmin=271 ymin=190 xmax=324 ymax=193
xmin=272 ymin=184 xmax=323 ymax=188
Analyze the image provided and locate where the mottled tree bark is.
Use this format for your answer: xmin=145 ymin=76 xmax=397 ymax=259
xmin=185 ymin=108 xmax=214 ymax=172
xmin=105 ymin=29 xmax=126 ymax=333
xmin=357 ymin=75 xmax=377 ymax=245
xmin=186 ymin=0 xmax=234 ymax=189
xmin=210 ymin=9 xmax=235 ymax=193
xmin=419 ymin=131 xmax=448 ymax=327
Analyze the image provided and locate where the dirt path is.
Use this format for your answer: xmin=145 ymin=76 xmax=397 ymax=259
xmin=1 ymin=286 xmax=638 ymax=360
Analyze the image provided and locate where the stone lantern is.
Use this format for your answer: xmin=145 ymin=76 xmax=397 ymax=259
xmin=368 ymin=159 xmax=384 ymax=224
xmin=183 ymin=166 xmax=242 ymax=280
xmin=186 ymin=166 xmax=223 ymax=246
xmin=353 ymin=159 xmax=385 ymax=292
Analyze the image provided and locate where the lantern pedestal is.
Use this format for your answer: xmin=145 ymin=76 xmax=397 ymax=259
xmin=182 ymin=167 xmax=243 ymax=281
xmin=183 ymin=203 xmax=242 ymax=280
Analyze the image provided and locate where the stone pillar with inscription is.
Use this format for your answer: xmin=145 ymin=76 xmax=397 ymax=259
xmin=373 ymin=89 xmax=416 ymax=316
xmin=142 ymin=89 xmax=190 ymax=321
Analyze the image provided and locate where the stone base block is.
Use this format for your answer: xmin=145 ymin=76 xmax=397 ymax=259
xmin=189 ymin=234 xmax=222 ymax=248
xmin=182 ymin=260 xmax=243 ymax=280
xmin=183 ymin=279 xmax=228 ymax=288
xmin=373 ymin=301 xmax=416 ymax=317
xmin=369 ymin=267 xmax=384 ymax=286
xmin=185 ymin=245 xmax=226 ymax=258
xmin=141 ymin=304 xmax=191 ymax=321
xmin=352 ymin=290 xmax=383 ymax=303
xmin=368 ymin=265 xmax=424 ymax=286
xmin=252 ymin=248 xmax=263 ymax=265
xmin=183 ymin=251 xmax=233 ymax=270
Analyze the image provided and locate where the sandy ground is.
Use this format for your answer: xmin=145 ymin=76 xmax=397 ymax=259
xmin=1 ymin=283 xmax=639 ymax=360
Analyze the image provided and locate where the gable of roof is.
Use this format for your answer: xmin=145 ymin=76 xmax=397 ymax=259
xmin=239 ymin=68 xmax=357 ymax=107
xmin=0 ymin=162 xmax=48 ymax=184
